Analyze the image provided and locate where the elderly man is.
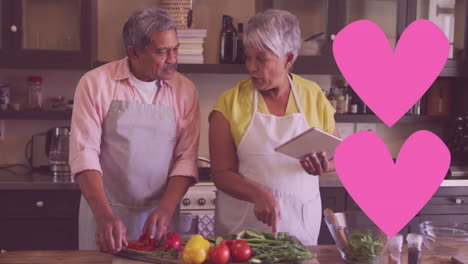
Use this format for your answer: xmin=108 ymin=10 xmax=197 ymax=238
xmin=70 ymin=7 xmax=199 ymax=253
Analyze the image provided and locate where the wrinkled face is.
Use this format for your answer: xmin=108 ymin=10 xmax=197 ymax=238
xmin=129 ymin=29 xmax=179 ymax=81
xmin=244 ymin=44 xmax=289 ymax=91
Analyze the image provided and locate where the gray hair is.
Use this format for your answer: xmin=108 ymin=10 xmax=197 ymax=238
xmin=123 ymin=7 xmax=176 ymax=52
xmin=244 ymin=9 xmax=301 ymax=63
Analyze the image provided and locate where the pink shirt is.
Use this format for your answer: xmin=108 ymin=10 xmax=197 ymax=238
xmin=70 ymin=58 xmax=200 ymax=181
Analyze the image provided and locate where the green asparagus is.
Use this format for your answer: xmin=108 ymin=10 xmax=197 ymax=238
xmin=234 ymin=229 xmax=317 ymax=264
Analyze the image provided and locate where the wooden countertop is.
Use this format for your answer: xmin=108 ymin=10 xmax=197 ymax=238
xmin=1 ymin=246 xmax=467 ymax=264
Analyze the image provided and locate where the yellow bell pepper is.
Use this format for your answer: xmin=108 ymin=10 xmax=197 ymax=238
xmin=182 ymin=234 xmax=211 ymax=264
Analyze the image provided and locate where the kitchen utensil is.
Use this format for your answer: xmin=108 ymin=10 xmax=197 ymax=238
xmin=324 ymin=208 xmax=349 ymax=249
xmin=419 ymin=221 xmax=468 ymax=255
xmin=304 ymin=32 xmax=325 ymax=41
xmin=46 ymin=127 xmax=71 ymax=175
xmin=324 ymin=211 xmax=388 ymax=264
xmin=0 ymin=83 xmax=10 ymax=111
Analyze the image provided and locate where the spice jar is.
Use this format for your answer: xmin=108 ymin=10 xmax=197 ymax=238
xmin=387 ymin=234 xmax=403 ymax=264
xmin=407 ymin=233 xmax=423 ymax=264
xmin=27 ymin=76 xmax=43 ymax=109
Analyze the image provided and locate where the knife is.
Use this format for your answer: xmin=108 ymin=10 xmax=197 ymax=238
xmin=114 ymin=250 xmax=177 ymax=264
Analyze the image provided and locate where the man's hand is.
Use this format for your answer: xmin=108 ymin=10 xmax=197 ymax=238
xmin=143 ymin=205 xmax=175 ymax=242
xmin=95 ymin=213 xmax=128 ymax=253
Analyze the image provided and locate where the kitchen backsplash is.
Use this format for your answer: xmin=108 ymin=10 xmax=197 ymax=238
xmin=0 ymin=68 xmax=442 ymax=165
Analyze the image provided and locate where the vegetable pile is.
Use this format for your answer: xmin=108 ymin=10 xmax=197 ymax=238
xmin=124 ymin=230 xmax=317 ymax=264
xmin=343 ymin=229 xmax=385 ymax=263
xmin=126 ymin=232 xmax=181 ymax=258
xmin=210 ymin=229 xmax=316 ymax=264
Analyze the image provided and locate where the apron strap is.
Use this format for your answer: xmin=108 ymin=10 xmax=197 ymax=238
xmin=288 ymin=75 xmax=305 ymax=115
xmin=253 ymin=86 xmax=259 ymax=114
xmin=253 ymin=75 xmax=305 ymax=115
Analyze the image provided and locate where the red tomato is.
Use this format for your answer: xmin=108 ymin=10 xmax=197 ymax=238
xmin=209 ymin=244 xmax=230 ymax=264
xmin=228 ymin=240 xmax=252 ymax=262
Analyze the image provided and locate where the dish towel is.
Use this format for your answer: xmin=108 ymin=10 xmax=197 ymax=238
xmin=197 ymin=215 xmax=215 ymax=238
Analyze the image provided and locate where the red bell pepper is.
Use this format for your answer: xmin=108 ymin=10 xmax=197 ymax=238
xmin=127 ymin=234 xmax=156 ymax=252
xmin=164 ymin=232 xmax=182 ymax=251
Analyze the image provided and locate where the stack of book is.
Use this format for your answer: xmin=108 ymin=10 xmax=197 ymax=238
xmin=177 ymin=29 xmax=207 ymax=64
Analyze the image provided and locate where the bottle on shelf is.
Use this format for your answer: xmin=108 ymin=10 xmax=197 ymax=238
xmin=349 ymin=98 xmax=358 ymax=114
xmin=346 ymin=84 xmax=371 ymax=114
xmin=236 ymin=23 xmax=245 ymax=64
xmin=327 ymin=88 xmax=337 ymax=110
xmin=27 ymin=76 xmax=43 ymax=110
xmin=336 ymin=95 xmax=346 ymax=114
xmin=220 ymin=15 xmax=237 ymax=64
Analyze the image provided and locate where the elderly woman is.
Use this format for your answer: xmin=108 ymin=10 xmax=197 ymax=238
xmin=209 ymin=9 xmax=340 ymax=245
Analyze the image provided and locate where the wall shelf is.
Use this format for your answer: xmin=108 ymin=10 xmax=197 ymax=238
xmin=0 ymin=110 xmax=448 ymax=124
xmin=335 ymin=114 xmax=448 ymax=124
xmin=96 ymin=57 xmax=461 ymax=76
xmin=0 ymin=110 xmax=73 ymax=120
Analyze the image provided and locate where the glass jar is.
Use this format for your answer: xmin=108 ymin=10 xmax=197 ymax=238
xmin=27 ymin=76 xmax=43 ymax=109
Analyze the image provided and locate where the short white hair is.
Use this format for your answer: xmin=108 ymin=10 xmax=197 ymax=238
xmin=244 ymin=9 xmax=301 ymax=63
xmin=123 ymin=7 xmax=176 ymax=52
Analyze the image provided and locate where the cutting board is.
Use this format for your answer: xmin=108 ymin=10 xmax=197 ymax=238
xmin=452 ymin=256 xmax=468 ymax=264
xmin=112 ymin=257 xmax=320 ymax=264
xmin=112 ymin=250 xmax=321 ymax=264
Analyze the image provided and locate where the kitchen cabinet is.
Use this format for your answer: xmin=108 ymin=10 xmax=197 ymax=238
xmin=0 ymin=0 xmax=95 ymax=69
xmin=410 ymin=0 xmax=468 ymax=76
xmin=326 ymin=186 xmax=468 ymax=246
xmin=335 ymin=0 xmax=467 ymax=77
xmin=413 ymin=187 xmax=468 ymax=234
xmin=257 ymin=0 xmax=467 ymax=76
xmin=255 ymin=0 xmax=341 ymax=74
xmin=96 ymin=0 xmax=339 ymax=73
xmin=0 ymin=190 xmax=81 ymax=250
xmin=0 ymin=0 xmax=466 ymax=74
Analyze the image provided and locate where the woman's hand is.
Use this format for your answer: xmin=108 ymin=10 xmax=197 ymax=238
xmin=253 ymin=190 xmax=281 ymax=233
xmin=300 ymin=152 xmax=329 ymax=175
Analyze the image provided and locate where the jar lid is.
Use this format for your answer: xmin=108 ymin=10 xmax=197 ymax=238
xmin=27 ymin=76 xmax=43 ymax=83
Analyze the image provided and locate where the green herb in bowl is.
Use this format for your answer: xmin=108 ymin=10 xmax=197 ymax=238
xmin=344 ymin=229 xmax=385 ymax=263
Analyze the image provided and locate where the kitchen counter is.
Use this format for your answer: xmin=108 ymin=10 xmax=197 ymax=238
xmin=0 ymin=169 xmax=78 ymax=190
xmin=319 ymin=172 xmax=468 ymax=187
xmin=2 ymin=169 xmax=468 ymax=190
xmin=0 ymin=168 xmax=214 ymax=190
xmin=1 ymin=246 xmax=467 ymax=264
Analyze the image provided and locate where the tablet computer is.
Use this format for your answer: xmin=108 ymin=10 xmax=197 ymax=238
xmin=274 ymin=127 xmax=342 ymax=159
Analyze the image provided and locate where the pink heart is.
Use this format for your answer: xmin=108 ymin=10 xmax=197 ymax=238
xmin=333 ymin=20 xmax=449 ymax=127
xmin=334 ymin=130 xmax=450 ymax=237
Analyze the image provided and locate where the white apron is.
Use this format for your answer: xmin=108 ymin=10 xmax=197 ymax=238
xmin=215 ymin=76 xmax=322 ymax=245
xmin=79 ymin=81 xmax=179 ymax=250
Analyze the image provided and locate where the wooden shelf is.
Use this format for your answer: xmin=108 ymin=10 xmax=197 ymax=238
xmin=0 ymin=110 xmax=73 ymax=120
xmin=335 ymin=114 xmax=448 ymax=123
xmin=95 ymin=58 xmax=463 ymax=76
xmin=0 ymin=110 xmax=448 ymax=124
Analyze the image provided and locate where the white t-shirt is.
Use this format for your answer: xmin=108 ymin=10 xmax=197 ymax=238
xmin=129 ymin=72 xmax=159 ymax=104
